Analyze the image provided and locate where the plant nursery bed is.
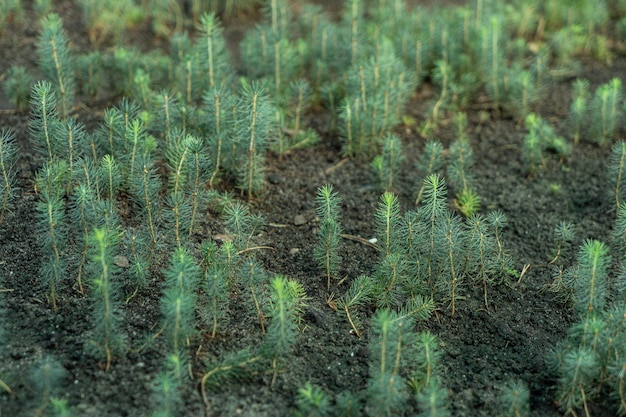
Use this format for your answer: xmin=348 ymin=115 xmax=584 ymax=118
xmin=0 ymin=1 xmax=625 ymax=417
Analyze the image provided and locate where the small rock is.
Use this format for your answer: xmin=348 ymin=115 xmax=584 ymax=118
xmin=293 ymin=214 xmax=307 ymax=225
xmin=267 ymin=173 xmax=281 ymax=184
xmin=114 ymin=255 xmax=130 ymax=268
xmin=213 ymin=233 xmax=234 ymax=243
xmin=289 ymin=248 xmax=300 ymax=255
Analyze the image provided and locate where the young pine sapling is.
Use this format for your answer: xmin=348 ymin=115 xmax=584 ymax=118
xmin=263 ymin=275 xmax=307 ymax=386
xmin=0 ymin=128 xmax=18 ymax=226
xmin=37 ymin=13 xmax=76 ymax=119
xmin=314 ymin=184 xmax=342 ymax=290
xmin=87 ymin=227 xmax=126 ymax=371
xmin=35 ymin=160 xmax=68 ymax=310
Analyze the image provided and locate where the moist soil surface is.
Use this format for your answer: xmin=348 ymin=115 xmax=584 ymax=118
xmin=0 ymin=1 xmax=623 ymax=417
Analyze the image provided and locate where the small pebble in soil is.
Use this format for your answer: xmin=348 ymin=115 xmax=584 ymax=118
xmin=293 ymin=214 xmax=306 ymax=225
xmin=267 ymin=173 xmax=281 ymax=184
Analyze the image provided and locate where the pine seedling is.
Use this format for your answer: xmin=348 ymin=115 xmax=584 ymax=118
xmin=611 ymin=362 xmax=626 ymax=416
xmin=186 ymin=135 xmax=211 ymax=235
xmin=372 ymin=133 xmax=404 ymax=192
xmin=35 ymin=161 xmax=68 ymax=310
xmin=591 ymin=78 xmax=623 ymax=146
xmin=164 ymin=135 xmax=200 ymax=248
xmin=418 ymin=174 xmax=448 ymax=292
xmin=436 ymin=211 xmax=466 ymax=317
xmin=99 ymin=154 xmax=121 ymax=207
xmin=50 ymin=397 xmax=73 ymax=417
xmin=375 ymin=191 xmax=402 ymax=258
xmin=239 ymin=258 xmax=268 ymax=333
xmin=150 ymin=371 xmax=181 ymax=417
xmin=295 ymin=382 xmax=332 ymax=417
xmin=263 ymin=275 xmax=306 ymax=385
xmin=430 ymin=59 xmax=453 ymax=127
xmin=55 ymin=117 xmax=87 ymax=193
xmin=194 ymin=12 xmax=232 ymax=96
xmin=29 ymin=80 xmax=60 ymax=161
xmin=200 ymin=347 xmax=263 ymax=410
xmin=508 ymin=68 xmax=538 ymax=121
xmin=410 ymin=331 xmax=442 ymax=391
xmin=610 ymin=141 xmax=626 ymax=211
xmin=522 ymin=114 xmax=546 ymax=175
xmin=203 ymin=84 xmax=235 ymax=188
xmin=366 ymin=308 xmax=412 ymax=417
xmin=487 ymin=209 xmax=512 ymax=278
xmin=337 ymin=275 xmax=374 ymax=338
xmin=37 ymin=13 xmax=76 ymax=119
xmin=87 ymin=227 xmax=126 ymax=371
xmin=121 ymin=228 xmax=149 ymax=302
xmin=464 ymin=214 xmax=497 ymax=308
xmin=129 ymin=136 xmax=161 ymax=256
xmin=314 ymin=184 xmax=342 ymax=290
xmin=373 ymin=253 xmax=407 ymax=309
xmin=76 ymin=51 xmax=103 ymax=99
xmin=480 ymin=17 xmax=507 ymax=112
xmin=569 ymin=78 xmax=589 ymax=145
xmin=163 ymin=191 xmax=192 ymax=250
xmin=613 ymin=203 xmax=626 ymax=257
xmin=549 ymin=221 xmax=575 ymax=265
xmin=556 ymin=346 xmax=599 ymax=415
xmin=3 ymin=65 xmax=33 ymax=112
xmin=239 ymin=25 xmax=299 ymax=100
xmin=414 ymin=139 xmax=444 ymax=206
xmin=161 ymin=247 xmax=199 ymax=356
xmin=277 ymin=79 xmax=320 ymax=153
xmin=223 ymin=201 xmax=265 ymax=252
xmin=153 ymin=91 xmax=180 ymax=146
xmin=0 ymin=128 xmax=18 ymax=226
xmin=70 ymin=181 xmax=98 ymax=293
xmin=200 ymin=241 xmax=229 ymax=338
xmin=499 ymin=380 xmax=530 ymax=417
xmin=415 ymin=377 xmax=450 ymax=417
xmin=235 ymin=81 xmax=274 ymax=200
xmin=30 ymin=356 xmax=66 ymax=417
xmin=448 ymin=129 xmax=479 ymax=217
xmin=574 ymin=240 xmax=610 ymax=315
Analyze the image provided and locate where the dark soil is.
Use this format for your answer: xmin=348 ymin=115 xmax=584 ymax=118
xmin=0 ymin=1 xmax=623 ymax=417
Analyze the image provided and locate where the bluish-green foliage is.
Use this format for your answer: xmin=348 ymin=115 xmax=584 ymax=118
xmin=366 ymin=309 xmax=412 ymax=417
xmin=3 ymin=65 xmax=33 ymax=112
xmin=0 ymin=128 xmax=18 ymax=225
xmin=499 ymin=380 xmax=530 ymax=417
xmin=568 ymin=78 xmax=590 ymax=144
xmin=372 ymin=133 xmax=404 ymax=192
xmin=340 ymin=47 xmax=415 ymax=159
xmin=193 ymin=12 xmax=232 ymax=97
xmin=314 ymin=184 xmax=342 ymax=290
xmin=609 ymin=141 xmax=626 ymax=211
xmin=235 ymin=82 xmax=274 ymax=199
xmin=35 ymin=160 xmax=68 ymax=311
xmin=263 ymin=275 xmax=306 ymax=384
xmin=161 ymin=247 xmax=200 ymax=355
xmin=37 ymin=13 xmax=75 ymax=119
xmin=548 ymin=236 xmax=626 ymax=415
xmin=591 ymin=78 xmax=623 ymax=146
xmin=200 ymin=241 xmax=230 ymax=338
xmin=523 ymin=113 xmax=570 ymax=175
xmin=87 ymin=227 xmax=126 ymax=370
xmin=29 ymin=81 xmax=61 ymax=161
